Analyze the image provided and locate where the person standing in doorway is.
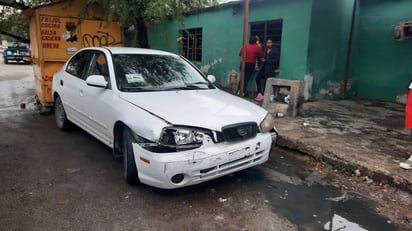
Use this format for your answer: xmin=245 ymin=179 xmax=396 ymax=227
xmin=400 ymin=81 xmax=412 ymax=169
xmin=238 ymin=35 xmax=263 ymax=97
xmin=255 ymin=38 xmax=279 ymax=102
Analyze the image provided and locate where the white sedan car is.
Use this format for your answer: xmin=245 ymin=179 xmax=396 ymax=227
xmin=52 ymin=47 xmax=278 ymax=189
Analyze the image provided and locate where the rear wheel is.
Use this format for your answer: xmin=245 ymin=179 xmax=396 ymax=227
xmin=122 ymin=128 xmax=139 ymax=185
xmin=54 ymin=96 xmax=70 ymax=130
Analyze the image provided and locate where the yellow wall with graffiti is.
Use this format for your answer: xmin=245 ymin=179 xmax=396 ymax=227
xmin=22 ymin=0 xmax=123 ymax=106
xmin=39 ymin=16 xmax=122 ymax=60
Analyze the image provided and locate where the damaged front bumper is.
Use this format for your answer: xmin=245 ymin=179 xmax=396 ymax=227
xmin=132 ymin=132 xmax=274 ymax=189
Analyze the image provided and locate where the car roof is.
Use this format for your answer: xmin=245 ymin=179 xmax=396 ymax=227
xmin=84 ymin=47 xmax=179 ymax=57
xmin=5 ymin=46 xmax=29 ymax=49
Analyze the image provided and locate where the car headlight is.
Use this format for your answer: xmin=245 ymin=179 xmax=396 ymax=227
xmin=260 ymin=113 xmax=276 ymax=133
xmin=159 ymin=126 xmax=205 ymax=149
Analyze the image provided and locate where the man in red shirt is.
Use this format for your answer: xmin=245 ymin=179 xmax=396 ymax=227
xmin=239 ymin=35 xmax=263 ymax=97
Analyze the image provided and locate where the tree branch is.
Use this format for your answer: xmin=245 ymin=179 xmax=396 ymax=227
xmin=0 ymin=0 xmax=31 ymax=10
xmin=0 ymin=31 xmax=30 ymax=43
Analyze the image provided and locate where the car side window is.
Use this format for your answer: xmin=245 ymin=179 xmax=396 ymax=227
xmin=66 ymin=51 xmax=93 ymax=80
xmin=89 ymin=53 xmax=109 ymax=80
xmin=89 ymin=52 xmax=111 ymax=89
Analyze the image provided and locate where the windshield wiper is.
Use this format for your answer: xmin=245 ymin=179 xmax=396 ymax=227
xmin=162 ymin=84 xmax=210 ymax=91
xmin=186 ymin=81 xmax=209 ymax=85
xmin=120 ymin=86 xmax=159 ymax=92
xmin=183 ymin=81 xmax=210 ymax=89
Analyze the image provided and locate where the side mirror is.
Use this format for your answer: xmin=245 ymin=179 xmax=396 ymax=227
xmin=207 ymin=75 xmax=216 ymax=83
xmin=86 ymin=75 xmax=108 ymax=88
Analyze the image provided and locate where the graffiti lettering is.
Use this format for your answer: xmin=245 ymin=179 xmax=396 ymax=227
xmin=43 ymin=43 xmax=59 ymax=48
xmin=42 ymin=84 xmax=52 ymax=95
xmin=40 ymin=16 xmax=60 ymax=29
xmin=40 ymin=16 xmax=60 ymax=23
xmin=42 ymin=75 xmax=53 ymax=82
xmin=82 ymin=31 xmax=121 ymax=47
xmin=40 ymin=16 xmax=60 ymax=47
xmin=41 ymin=36 xmax=60 ymax=41
xmin=40 ymin=23 xmax=60 ymax=29
xmin=41 ymin=30 xmax=56 ymax=35
xmin=41 ymin=30 xmax=60 ymax=41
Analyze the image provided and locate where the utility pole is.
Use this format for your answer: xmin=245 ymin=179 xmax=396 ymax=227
xmin=240 ymin=0 xmax=249 ymax=96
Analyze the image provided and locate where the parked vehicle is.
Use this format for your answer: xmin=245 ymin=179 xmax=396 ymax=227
xmin=52 ymin=47 xmax=278 ymax=189
xmin=3 ymin=47 xmax=31 ymax=64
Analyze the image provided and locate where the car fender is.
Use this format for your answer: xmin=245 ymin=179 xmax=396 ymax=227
xmin=111 ymin=95 xmax=170 ymax=142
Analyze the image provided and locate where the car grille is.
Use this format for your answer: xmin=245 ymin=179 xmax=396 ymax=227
xmin=198 ymin=150 xmax=266 ymax=179
xmin=221 ymin=122 xmax=258 ymax=142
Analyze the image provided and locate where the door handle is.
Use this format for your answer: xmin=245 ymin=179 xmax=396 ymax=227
xmin=60 ymin=80 xmax=63 ymax=86
xmin=79 ymin=90 xmax=84 ymax=96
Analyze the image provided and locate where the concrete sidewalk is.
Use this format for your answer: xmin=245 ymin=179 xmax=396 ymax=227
xmin=273 ymin=99 xmax=412 ymax=193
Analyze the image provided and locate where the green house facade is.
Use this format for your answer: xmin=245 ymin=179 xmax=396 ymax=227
xmin=148 ymin=0 xmax=412 ymax=102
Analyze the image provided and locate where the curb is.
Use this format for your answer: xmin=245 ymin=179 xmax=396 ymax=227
xmin=274 ymin=135 xmax=412 ymax=194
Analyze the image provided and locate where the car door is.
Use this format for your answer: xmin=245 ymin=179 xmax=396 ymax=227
xmin=59 ymin=51 xmax=94 ymax=127
xmin=77 ymin=51 xmax=117 ymax=146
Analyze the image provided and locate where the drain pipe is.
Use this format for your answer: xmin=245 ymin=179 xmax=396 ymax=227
xmin=343 ymin=0 xmax=358 ymax=98
xmin=240 ymin=0 xmax=249 ymax=96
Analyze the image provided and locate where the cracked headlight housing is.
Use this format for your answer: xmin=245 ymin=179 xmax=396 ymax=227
xmin=159 ymin=126 xmax=205 ymax=149
xmin=260 ymin=113 xmax=276 ymax=133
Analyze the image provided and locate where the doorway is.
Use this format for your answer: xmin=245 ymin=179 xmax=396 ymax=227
xmin=250 ymin=19 xmax=283 ymax=68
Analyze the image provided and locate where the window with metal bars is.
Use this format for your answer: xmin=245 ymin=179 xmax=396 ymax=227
xmin=250 ymin=19 xmax=283 ymax=67
xmin=179 ymin=28 xmax=203 ymax=62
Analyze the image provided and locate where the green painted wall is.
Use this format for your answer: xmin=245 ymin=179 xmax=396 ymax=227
xmin=147 ymin=0 xmax=412 ymax=102
xmin=350 ymin=0 xmax=412 ymax=101
xmin=148 ymin=0 xmax=313 ymax=86
xmin=306 ymin=0 xmax=354 ymax=98
xmin=148 ymin=6 xmax=241 ymax=87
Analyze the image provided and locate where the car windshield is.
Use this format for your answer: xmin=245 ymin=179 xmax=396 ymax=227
xmin=113 ymin=54 xmax=213 ymax=92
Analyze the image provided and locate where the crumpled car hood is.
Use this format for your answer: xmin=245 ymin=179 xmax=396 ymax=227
xmin=119 ymin=89 xmax=268 ymax=131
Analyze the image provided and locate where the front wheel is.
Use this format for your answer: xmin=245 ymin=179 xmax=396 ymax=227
xmin=54 ymin=96 xmax=70 ymax=130
xmin=122 ymin=128 xmax=139 ymax=185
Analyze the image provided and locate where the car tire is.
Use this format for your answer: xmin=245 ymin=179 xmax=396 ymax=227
xmin=54 ymin=96 xmax=70 ymax=130
xmin=4 ymin=58 xmax=8 ymax=64
xmin=123 ymin=128 xmax=140 ymax=185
